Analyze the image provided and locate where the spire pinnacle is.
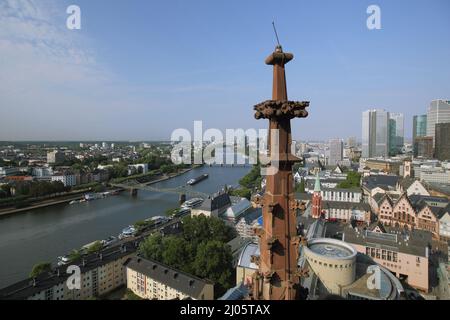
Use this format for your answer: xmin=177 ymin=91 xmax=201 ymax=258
xmin=314 ymin=173 xmax=321 ymax=193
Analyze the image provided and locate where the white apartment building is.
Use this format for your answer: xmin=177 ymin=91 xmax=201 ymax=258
xmin=51 ymin=174 xmax=77 ymax=187
xmin=125 ymin=257 xmax=214 ymax=300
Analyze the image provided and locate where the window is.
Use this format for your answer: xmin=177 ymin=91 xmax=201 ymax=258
xmin=393 ymin=252 xmax=398 ymax=262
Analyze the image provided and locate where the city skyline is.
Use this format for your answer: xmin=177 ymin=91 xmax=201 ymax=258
xmin=1 ymin=0 xmax=450 ymax=141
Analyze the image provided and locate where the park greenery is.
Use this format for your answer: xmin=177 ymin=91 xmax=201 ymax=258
xmin=229 ymin=164 xmax=262 ymax=200
xmin=337 ymin=171 xmax=361 ymax=189
xmin=30 ymin=262 xmax=52 ymax=278
xmin=138 ymin=215 xmax=236 ymax=297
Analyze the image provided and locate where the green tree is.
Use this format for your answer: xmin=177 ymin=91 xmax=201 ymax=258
xmin=193 ymin=241 xmax=234 ymax=297
xmin=30 ymin=262 xmax=52 ymax=278
xmin=162 ymin=237 xmax=193 ymax=272
xmin=229 ymin=188 xmax=252 ymax=200
xmin=138 ymin=233 xmax=164 ymax=262
xmin=87 ymin=241 xmax=103 ymax=254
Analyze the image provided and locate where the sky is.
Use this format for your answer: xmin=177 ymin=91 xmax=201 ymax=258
xmin=0 ymin=0 xmax=449 ymax=142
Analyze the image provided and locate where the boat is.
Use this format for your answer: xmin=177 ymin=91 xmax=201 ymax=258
xmin=102 ymin=236 xmax=117 ymax=247
xmin=57 ymin=255 xmax=71 ymax=266
xmin=181 ymin=198 xmax=204 ymax=209
xmin=119 ymin=226 xmax=136 ymax=239
xmin=187 ymin=173 xmax=209 ymax=186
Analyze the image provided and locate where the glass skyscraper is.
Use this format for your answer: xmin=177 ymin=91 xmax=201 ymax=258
xmin=389 ymin=113 xmax=404 ymax=155
xmin=362 ymin=109 xmax=389 ymax=158
xmin=413 ymin=115 xmax=427 ymax=141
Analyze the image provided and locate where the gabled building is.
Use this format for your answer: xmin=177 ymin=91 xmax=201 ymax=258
xmin=191 ymin=192 xmax=231 ymax=218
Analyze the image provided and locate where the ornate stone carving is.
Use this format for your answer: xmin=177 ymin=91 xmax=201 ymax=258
xmin=254 ymin=100 xmax=309 ymax=120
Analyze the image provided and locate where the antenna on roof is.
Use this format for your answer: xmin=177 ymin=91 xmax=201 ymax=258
xmin=272 ymin=21 xmax=281 ymax=47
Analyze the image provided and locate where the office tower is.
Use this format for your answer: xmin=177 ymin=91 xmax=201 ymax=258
xmin=362 ymin=109 xmax=389 ymax=158
xmin=413 ymin=115 xmax=427 ymax=155
xmin=426 ymin=100 xmax=450 ymax=146
xmin=329 ymin=138 xmax=343 ymax=166
xmin=435 ymin=123 xmax=450 ymax=161
xmin=389 ymin=113 xmax=404 ymax=155
xmin=414 ymin=136 xmax=434 ymax=158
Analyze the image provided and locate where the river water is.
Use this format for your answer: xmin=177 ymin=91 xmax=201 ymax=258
xmin=0 ymin=165 xmax=250 ymax=288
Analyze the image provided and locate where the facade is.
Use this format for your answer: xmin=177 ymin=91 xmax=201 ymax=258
xmin=125 ymin=256 xmax=214 ymax=300
xmin=51 ymin=173 xmax=77 ymax=187
xmin=389 ymin=113 xmax=404 ymax=156
xmin=322 ymin=201 xmax=371 ymax=224
xmin=364 ymin=159 xmax=401 ymax=175
xmin=375 ymin=193 xmax=440 ymax=238
xmin=321 ymin=188 xmax=362 ymax=203
xmin=362 ymin=109 xmax=389 ymax=158
xmin=328 ymin=139 xmax=343 ymax=166
xmin=435 ymin=123 xmax=450 ymax=161
xmin=414 ymin=136 xmax=434 ymax=159
xmin=426 ymin=99 xmax=450 ymax=146
xmin=343 ymin=226 xmax=431 ymax=292
xmin=47 ymin=150 xmax=65 ymax=165
xmin=438 ymin=204 xmax=450 ymax=240
xmin=0 ymin=242 xmax=136 ymax=300
xmin=419 ymin=169 xmax=450 ymax=185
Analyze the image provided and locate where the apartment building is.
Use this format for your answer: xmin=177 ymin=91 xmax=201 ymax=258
xmin=125 ymin=256 xmax=214 ymax=300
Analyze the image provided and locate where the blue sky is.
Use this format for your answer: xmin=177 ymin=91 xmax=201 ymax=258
xmin=1 ymin=0 xmax=449 ymax=141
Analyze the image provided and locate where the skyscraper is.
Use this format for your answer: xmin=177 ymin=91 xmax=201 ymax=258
xmin=388 ymin=113 xmax=404 ymax=155
xmin=328 ymin=138 xmax=343 ymax=166
xmin=413 ymin=114 xmax=427 ymax=155
xmin=426 ymin=100 xmax=450 ymax=146
xmin=435 ymin=123 xmax=450 ymax=161
xmin=362 ymin=109 xmax=389 ymax=158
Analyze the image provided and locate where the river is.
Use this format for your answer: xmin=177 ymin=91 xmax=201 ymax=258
xmin=0 ymin=165 xmax=250 ymax=288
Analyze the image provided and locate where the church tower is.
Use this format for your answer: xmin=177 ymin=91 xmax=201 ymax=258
xmin=311 ymin=174 xmax=322 ymax=219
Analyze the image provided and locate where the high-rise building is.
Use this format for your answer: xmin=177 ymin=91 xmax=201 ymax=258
xmin=388 ymin=113 xmax=404 ymax=155
xmin=435 ymin=123 xmax=450 ymax=161
xmin=426 ymin=100 xmax=450 ymax=146
xmin=413 ymin=115 xmax=427 ymax=141
xmin=413 ymin=115 xmax=427 ymax=155
xmin=328 ymin=139 xmax=343 ymax=166
xmin=414 ymin=136 xmax=434 ymax=159
xmin=362 ymin=109 xmax=389 ymax=158
xmin=47 ymin=150 xmax=65 ymax=165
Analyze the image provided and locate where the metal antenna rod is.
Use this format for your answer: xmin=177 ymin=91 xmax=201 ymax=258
xmin=272 ymin=21 xmax=281 ymax=46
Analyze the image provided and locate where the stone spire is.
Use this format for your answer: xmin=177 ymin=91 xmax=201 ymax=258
xmin=251 ymin=44 xmax=310 ymax=300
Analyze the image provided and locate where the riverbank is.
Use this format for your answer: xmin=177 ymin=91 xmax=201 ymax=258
xmin=0 ymin=190 xmax=90 ymax=217
xmin=0 ymin=167 xmax=198 ymax=217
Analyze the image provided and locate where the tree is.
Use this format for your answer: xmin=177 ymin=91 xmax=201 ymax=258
xmin=30 ymin=262 xmax=52 ymax=278
xmin=193 ymin=241 xmax=234 ymax=297
xmin=87 ymin=241 xmax=103 ymax=254
xmin=161 ymin=237 xmax=193 ymax=272
xmin=337 ymin=171 xmax=361 ymax=189
xmin=229 ymin=188 xmax=252 ymax=200
xmin=182 ymin=215 xmax=235 ymax=246
xmin=138 ymin=234 xmax=164 ymax=262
